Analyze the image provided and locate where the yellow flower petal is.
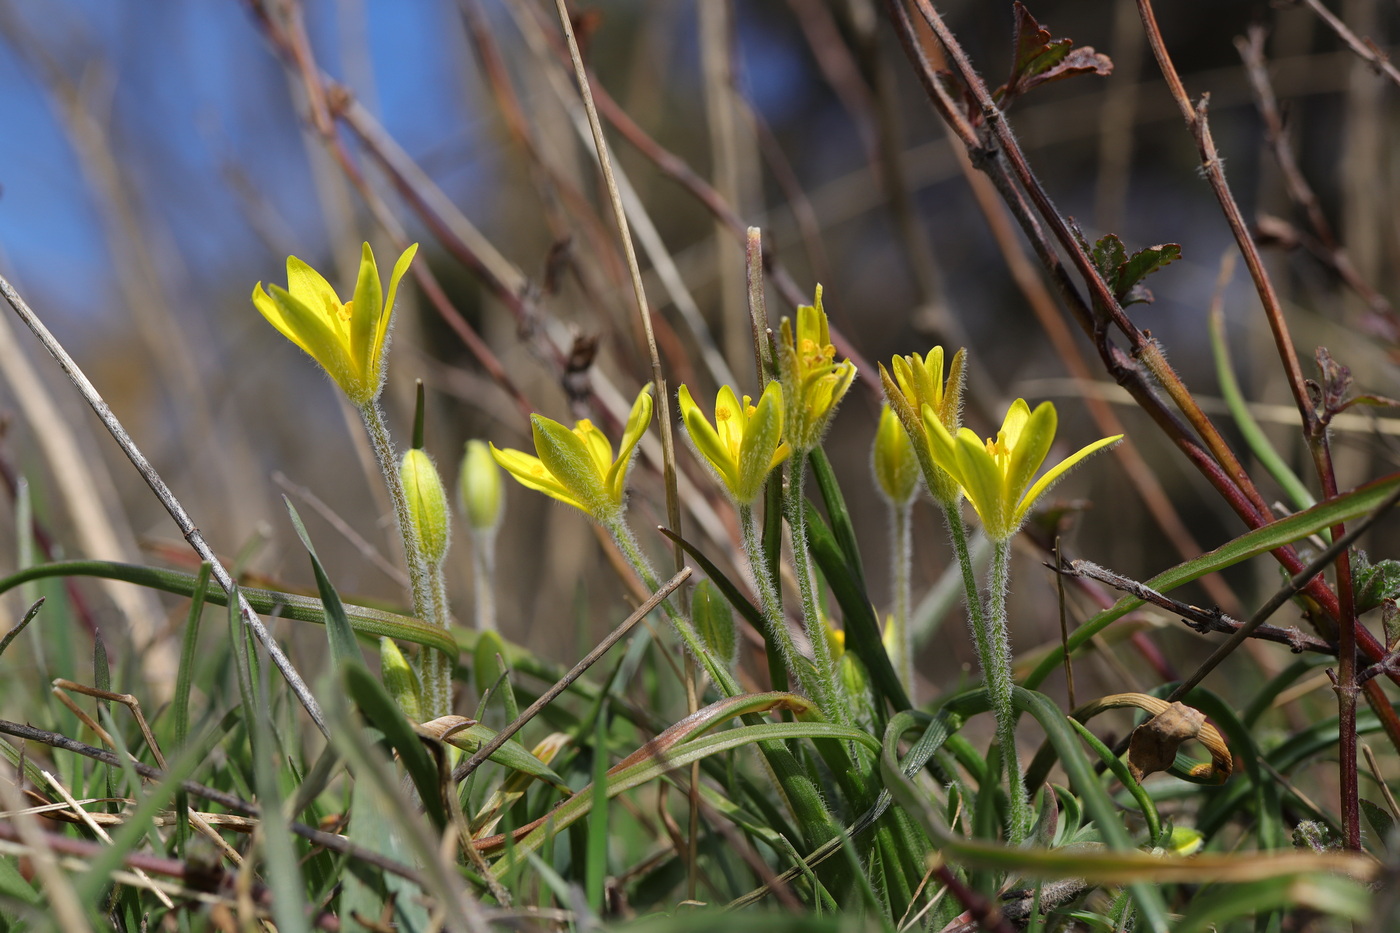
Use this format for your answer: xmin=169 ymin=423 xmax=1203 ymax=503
xmin=491 ymin=385 xmax=653 ymax=521
xmin=922 ymin=396 xmax=1121 ymax=541
xmin=679 ymin=380 xmax=786 ymax=504
xmin=252 ymin=244 xmax=418 ymax=406
xmin=489 ymin=443 xmax=589 ymax=514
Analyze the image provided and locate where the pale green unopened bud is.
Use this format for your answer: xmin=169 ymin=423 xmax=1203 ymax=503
xmin=459 ymin=440 xmax=504 ymax=533
xmin=873 ymin=404 xmax=918 ymax=505
xmin=380 ymin=637 xmax=423 ymax=722
xmin=401 ymin=448 xmax=451 ymax=565
xmin=692 ymin=580 xmax=737 ymax=669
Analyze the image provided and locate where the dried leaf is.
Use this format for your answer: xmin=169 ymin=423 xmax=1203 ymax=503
xmin=1127 ymin=701 xmax=1206 ymax=782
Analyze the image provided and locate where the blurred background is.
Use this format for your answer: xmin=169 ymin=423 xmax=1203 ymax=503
xmin=0 ymin=0 xmax=1397 ymax=710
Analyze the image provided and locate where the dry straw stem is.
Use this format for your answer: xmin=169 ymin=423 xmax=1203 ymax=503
xmin=0 ymin=762 xmax=92 ymax=933
xmin=0 ymin=717 xmax=433 ymax=888
xmin=41 ymin=769 xmax=174 ymax=910
xmin=0 ymin=272 xmax=327 ymax=734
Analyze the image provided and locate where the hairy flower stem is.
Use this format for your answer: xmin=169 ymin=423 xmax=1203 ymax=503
xmin=739 ymin=503 xmax=822 ymax=702
xmin=987 ymin=539 xmax=1030 ymax=843
xmin=784 ymin=456 xmax=847 ymax=725
xmin=888 ymin=501 xmax=914 ymax=700
xmin=360 ymin=402 xmax=450 ymax=717
xmin=941 ymin=509 xmax=1028 ymax=842
xmin=470 ymin=529 xmax=498 ymax=632
xmin=603 ymin=515 xmax=740 ymax=697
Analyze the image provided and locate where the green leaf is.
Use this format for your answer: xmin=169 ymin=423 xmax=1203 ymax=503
xmin=252 ymin=673 xmax=311 ymax=933
xmin=1353 ymin=550 xmax=1400 ymax=613
xmin=804 ymin=502 xmax=909 ymax=713
xmin=1117 ymin=244 xmax=1181 ymax=305
xmin=1091 ymin=232 xmax=1127 ymax=283
xmin=1360 ymin=798 xmax=1395 ymax=850
xmin=808 ymin=448 xmax=866 ymax=593
xmin=692 ymin=578 xmax=737 ymax=668
xmin=438 ymin=721 xmax=567 ymax=789
xmin=343 ymin=664 xmax=448 ymax=829
xmin=0 ymin=560 xmax=459 ymax=656
xmin=1171 ymin=874 xmax=1371 ymax=933
xmin=473 ymin=629 xmax=519 ymax=721
xmin=656 ymin=528 xmax=763 ymax=631
xmin=0 ymin=857 xmax=37 ymax=909
xmin=492 ymin=716 xmax=880 ymax=875
xmin=284 ymin=498 xmax=360 ymax=671
xmin=1001 ymin=2 xmax=1112 ymax=103
xmin=1089 ymin=234 xmax=1181 ymax=306
xmin=1210 ymin=305 xmax=1315 ymax=511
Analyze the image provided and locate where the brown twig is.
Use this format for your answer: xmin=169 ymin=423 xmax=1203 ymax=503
xmin=881 ymin=0 xmax=1400 ymax=754
xmin=1062 ymin=560 xmax=1335 ymax=655
xmin=1298 ymin=0 xmax=1400 ymax=89
xmin=1236 ymin=26 xmax=1398 ymax=339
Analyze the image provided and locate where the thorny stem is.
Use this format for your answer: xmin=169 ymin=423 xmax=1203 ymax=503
xmin=1314 ymin=430 xmax=1361 ymax=850
xmin=739 ymin=503 xmax=820 ymax=702
xmin=887 ymin=501 xmax=914 ymax=700
xmin=784 ymin=455 xmax=846 ymax=724
xmin=360 ymin=402 xmax=449 ymax=718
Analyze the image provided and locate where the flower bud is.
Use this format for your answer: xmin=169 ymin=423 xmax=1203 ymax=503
xmin=380 ymin=637 xmax=423 ymax=722
xmin=459 ymin=440 xmax=504 ymax=534
xmin=401 ymin=448 xmax=451 ymax=565
xmin=873 ymin=404 xmax=918 ymax=506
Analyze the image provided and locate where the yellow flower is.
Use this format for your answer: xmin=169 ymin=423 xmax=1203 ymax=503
xmin=490 ymin=386 xmax=653 ymax=522
xmin=678 ymin=382 xmax=789 ymax=505
xmin=777 ymin=286 xmax=857 ymax=451
xmin=923 ymin=398 xmax=1121 ymax=542
xmin=252 ymin=242 xmax=418 ymax=406
xmin=879 ymin=347 xmax=965 ymax=506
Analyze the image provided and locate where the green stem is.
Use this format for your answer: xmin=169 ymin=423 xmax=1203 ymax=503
xmin=987 ymin=539 xmax=1030 ymax=843
xmin=471 ymin=529 xmax=498 ymax=632
xmin=424 ymin=558 xmax=453 ymax=715
xmin=941 ymin=507 xmax=1028 ymax=842
xmin=603 ymin=514 xmax=740 ymax=698
xmin=783 ymin=455 xmax=846 ymax=725
xmin=888 ymin=501 xmax=914 ymax=701
xmin=739 ymin=503 xmax=820 ymax=701
xmin=359 ymin=402 xmax=450 ymax=717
